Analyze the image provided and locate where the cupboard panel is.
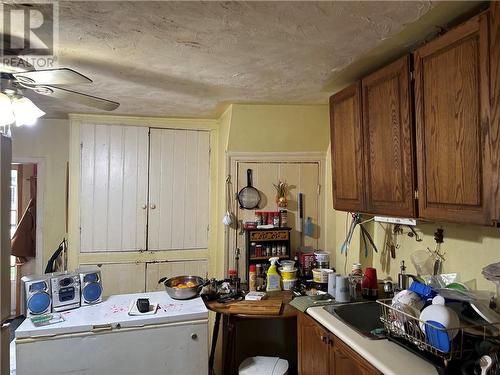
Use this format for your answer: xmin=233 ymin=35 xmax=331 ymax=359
xmin=80 ymin=125 xmax=148 ymax=252
xmin=414 ymin=13 xmax=490 ymax=224
xmin=148 ymin=129 xmax=210 ymax=250
xmin=329 ymin=83 xmax=364 ymax=212
xmin=362 ymin=56 xmax=415 ymax=217
xmin=82 ymin=263 xmax=146 ymax=297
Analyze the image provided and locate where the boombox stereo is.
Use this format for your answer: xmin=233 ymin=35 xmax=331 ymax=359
xmin=50 ymin=272 xmax=81 ymax=312
xmin=21 ymin=275 xmax=52 ymax=316
xmin=78 ymin=267 xmax=103 ymax=305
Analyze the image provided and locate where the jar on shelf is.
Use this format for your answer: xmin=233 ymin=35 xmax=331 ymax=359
xmin=273 ymin=212 xmax=280 ymax=227
xmin=279 ymin=209 xmax=288 ymax=227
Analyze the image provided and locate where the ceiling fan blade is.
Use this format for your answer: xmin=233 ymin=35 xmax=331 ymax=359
xmin=13 ymin=68 xmax=92 ymax=86
xmin=31 ymin=85 xmax=120 ymax=111
xmin=0 ymin=57 xmax=35 ymax=73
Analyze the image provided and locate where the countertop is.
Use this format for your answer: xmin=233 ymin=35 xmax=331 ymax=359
xmin=307 ymin=305 xmax=438 ymax=375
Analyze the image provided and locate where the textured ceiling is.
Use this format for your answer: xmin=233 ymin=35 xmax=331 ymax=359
xmin=16 ymin=1 xmax=439 ymax=118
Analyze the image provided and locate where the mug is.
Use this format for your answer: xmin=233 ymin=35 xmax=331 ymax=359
xmin=335 ymin=275 xmax=350 ymax=302
xmin=327 ymin=271 xmax=337 ymax=297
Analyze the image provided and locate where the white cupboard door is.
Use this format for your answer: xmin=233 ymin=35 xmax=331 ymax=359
xmin=148 ymin=129 xmax=210 ymax=251
xmin=82 ymin=263 xmax=146 ymax=297
xmin=80 ymin=124 xmax=148 ymax=252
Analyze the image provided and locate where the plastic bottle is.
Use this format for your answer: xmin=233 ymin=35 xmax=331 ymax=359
xmin=266 ymin=257 xmax=282 ymax=292
xmin=249 ymin=264 xmax=257 ymax=291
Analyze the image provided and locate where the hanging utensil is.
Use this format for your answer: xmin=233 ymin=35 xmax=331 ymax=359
xmin=340 ymin=213 xmax=360 ymax=255
xmin=223 ymin=175 xmax=234 ymax=226
xmin=237 ymin=169 xmax=261 ymax=209
xmin=359 ymin=224 xmax=378 ymax=254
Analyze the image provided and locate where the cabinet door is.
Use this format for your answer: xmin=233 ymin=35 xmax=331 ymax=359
xmin=490 ymin=4 xmax=500 ymax=222
xmin=331 ymin=336 xmax=381 ymax=375
xmin=329 ymin=83 xmax=365 ymax=212
xmin=297 ymin=313 xmax=330 ymax=375
xmin=148 ymin=129 xmax=210 ymax=251
xmin=414 ymin=13 xmax=491 ymax=224
xmin=362 ymin=56 xmax=415 ymax=217
xmin=80 ymin=124 xmax=149 ymax=252
xmin=82 ymin=263 xmax=146 ymax=297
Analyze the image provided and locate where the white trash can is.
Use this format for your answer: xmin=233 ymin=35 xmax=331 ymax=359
xmin=238 ymin=356 xmax=289 ymax=375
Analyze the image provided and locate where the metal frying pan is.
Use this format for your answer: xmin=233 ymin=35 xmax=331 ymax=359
xmin=237 ymin=169 xmax=260 ymax=209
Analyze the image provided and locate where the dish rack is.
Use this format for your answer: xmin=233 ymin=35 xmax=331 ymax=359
xmin=377 ymin=298 xmax=500 ymax=366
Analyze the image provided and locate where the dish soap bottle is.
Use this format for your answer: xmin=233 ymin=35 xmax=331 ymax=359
xmin=266 ymin=257 xmax=281 ymax=292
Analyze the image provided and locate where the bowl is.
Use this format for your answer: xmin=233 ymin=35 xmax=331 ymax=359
xmin=158 ymin=275 xmax=205 ymax=300
xmin=280 ymin=260 xmax=295 ymax=271
xmin=279 ymin=267 xmax=298 ymax=280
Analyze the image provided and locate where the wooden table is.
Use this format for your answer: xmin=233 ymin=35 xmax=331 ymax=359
xmin=205 ymin=291 xmax=298 ymax=375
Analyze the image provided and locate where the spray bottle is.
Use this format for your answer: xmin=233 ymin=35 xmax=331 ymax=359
xmin=266 ymin=257 xmax=282 ymax=292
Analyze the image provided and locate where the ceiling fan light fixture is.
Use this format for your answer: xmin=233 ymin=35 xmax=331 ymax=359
xmin=0 ymin=92 xmax=15 ymax=126
xmin=11 ymin=97 xmax=45 ymax=126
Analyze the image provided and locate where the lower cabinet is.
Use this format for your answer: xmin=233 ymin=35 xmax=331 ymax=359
xmin=298 ymin=312 xmax=381 ymax=375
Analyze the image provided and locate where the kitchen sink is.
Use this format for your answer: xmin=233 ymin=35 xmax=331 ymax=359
xmin=323 ymin=301 xmax=385 ymax=340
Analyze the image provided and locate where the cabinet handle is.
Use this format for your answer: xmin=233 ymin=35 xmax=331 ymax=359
xmin=150 ymin=203 xmax=156 ymax=209
xmin=191 ymin=333 xmax=198 ymax=340
xmin=141 ymin=204 xmax=147 ymax=209
xmin=320 ymin=335 xmax=327 ymax=343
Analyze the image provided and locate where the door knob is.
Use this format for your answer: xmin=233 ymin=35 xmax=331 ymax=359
xmin=150 ymin=203 xmax=156 ymax=209
xmin=141 ymin=204 xmax=147 ymax=209
xmin=191 ymin=333 xmax=198 ymax=340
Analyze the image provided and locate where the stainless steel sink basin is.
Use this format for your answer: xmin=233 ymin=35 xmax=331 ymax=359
xmin=323 ymin=301 xmax=385 ymax=340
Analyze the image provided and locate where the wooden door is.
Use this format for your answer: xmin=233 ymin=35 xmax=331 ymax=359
xmin=80 ymin=124 xmax=149 ymax=251
xmin=362 ymin=56 xmax=416 ymax=217
xmin=329 ymin=83 xmax=364 ymax=212
xmin=298 ymin=313 xmax=330 ymax=375
xmin=148 ymin=129 xmax=210 ymax=251
xmin=232 ymin=161 xmax=320 ymax=276
xmin=331 ymin=337 xmax=381 ymax=375
xmin=0 ymin=136 xmax=11 ymax=375
xmin=414 ymin=12 xmax=491 ymax=224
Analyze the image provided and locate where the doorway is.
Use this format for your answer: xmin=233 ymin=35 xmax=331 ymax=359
xmin=10 ymin=163 xmax=37 ymax=317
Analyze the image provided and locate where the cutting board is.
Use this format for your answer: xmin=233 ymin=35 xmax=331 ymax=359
xmin=216 ymin=300 xmax=283 ymax=316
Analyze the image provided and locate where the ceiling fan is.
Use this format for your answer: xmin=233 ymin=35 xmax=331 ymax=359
xmin=0 ymin=56 xmax=120 ymax=126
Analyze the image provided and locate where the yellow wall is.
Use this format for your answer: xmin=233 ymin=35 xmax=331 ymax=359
xmin=227 ymin=104 xmax=329 ymax=152
xmin=214 ymin=106 xmax=232 ymax=278
xmin=11 ymin=119 xmax=69 ymax=272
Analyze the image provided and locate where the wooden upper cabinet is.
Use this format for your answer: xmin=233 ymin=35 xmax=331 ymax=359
xmin=329 ymin=83 xmax=365 ymax=212
xmin=490 ymin=3 xmax=500 ymax=223
xmin=361 ymin=55 xmax=415 ymax=217
xmin=414 ymin=12 xmax=491 ymax=224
